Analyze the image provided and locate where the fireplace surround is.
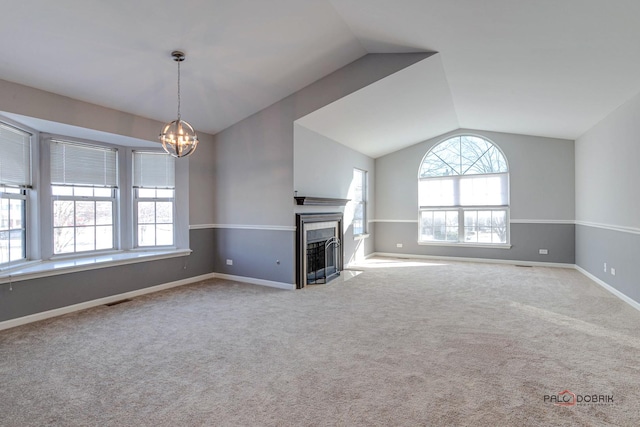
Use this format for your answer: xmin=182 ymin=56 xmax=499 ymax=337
xmin=295 ymin=213 xmax=344 ymax=289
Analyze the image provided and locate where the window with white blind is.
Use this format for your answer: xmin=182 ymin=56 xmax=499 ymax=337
xmin=133 ymin=151 xmax=175 ymax=247
xmin=50 ymin=140 xmax=118 ymax=254
xmin=418 ymin=135 xmax=510 ymax=245
xmin=0 ymin=122 xmax=32 ymax=265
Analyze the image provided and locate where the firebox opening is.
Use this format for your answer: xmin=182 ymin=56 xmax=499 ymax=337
xmin=306 ymin=236 xmax=340 ymax=284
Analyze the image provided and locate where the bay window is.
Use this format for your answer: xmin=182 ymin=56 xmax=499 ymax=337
xmin=0 ymin=113 xmax=189 ymax=280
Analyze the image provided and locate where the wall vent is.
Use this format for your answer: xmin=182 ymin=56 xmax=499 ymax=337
xmin=105 ymin=299 xmax=132 ymax=307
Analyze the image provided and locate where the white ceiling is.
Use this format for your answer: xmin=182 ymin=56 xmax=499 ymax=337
xmin=2 ymin=0 xmax=640 ymax=157
xmin=296 ymin=54 xmax=459 ymax=158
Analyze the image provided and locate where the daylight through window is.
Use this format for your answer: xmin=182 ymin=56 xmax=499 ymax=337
xmin=352 ymin=168 xmax=367 ymax=236
xmin=0 ymin=122 xmax=31 ymax=265
xmin=133 ymin=151 xmax=175 ymax=247
xmin=50 ymin=140 xmax=118 ymax=254
xmin=418 ymin=135 xmax=509 ymax=245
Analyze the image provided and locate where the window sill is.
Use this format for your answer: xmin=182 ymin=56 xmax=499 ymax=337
xmin=353 ymin=233 xmax=370 ymax=241
xmin=0 ymin=249 xmax=192 ymax=284
xmin=417 ymin=241 xmax=512 ymax=249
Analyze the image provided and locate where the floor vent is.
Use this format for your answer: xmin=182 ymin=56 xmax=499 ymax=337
xmin=105 ymin=299 xmax=132 ymax=307
xmin=515 ymin=265 xmax=533 ymax=268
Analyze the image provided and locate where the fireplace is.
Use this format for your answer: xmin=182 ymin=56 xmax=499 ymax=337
xmin=296 ymin=213 xmax=344 ymax=289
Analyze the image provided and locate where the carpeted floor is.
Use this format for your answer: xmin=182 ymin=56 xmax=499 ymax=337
xmin=1 ymin=257 xmax=639 ymax=426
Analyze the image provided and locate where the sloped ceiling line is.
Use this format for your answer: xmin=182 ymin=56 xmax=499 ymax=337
xmin=296 ymin=54 xmax=459 ymax=158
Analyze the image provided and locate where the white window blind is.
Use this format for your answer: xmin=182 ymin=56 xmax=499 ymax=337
xmin=419 ymin=177 xmax=455 ymax=207
xmin=459 ymin=173 xmax=508 ymax=206
xmin=0 ymin=122 xmax=32 ymax=187
xmin=419 ymin=173 xmax=508 ymax=208
xmin=133 ymin=151 xmax=175 ymax=188
xmin=50 ymin=140 xmax=118 ymax=187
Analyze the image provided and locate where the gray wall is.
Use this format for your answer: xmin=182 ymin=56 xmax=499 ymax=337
xmin=576 ymin=225 xmax=639 ymax=303
xmin=375 ymin=222 xmax=575 ymax=264
xmin=575 ymin=91 xmax=640 ymax=303
xmin=188 ymin=134 xmax=217 ymax=226
xmin=0 ymin=229 xmax=215 ymax=322
xmin=212 ymin=228 xmax=294 ymax=285
xmin=210 ymin=53 xmax=431 ymax=284
xmin=375 ymin=128 xmax=575 ymax=263
xmin=0 ymin=79 xmax=217 ymax=323
xmin=0 ymin=79 xmax=173 ymax=145
xmin=294 ymin=124 xmax=375 ymax=265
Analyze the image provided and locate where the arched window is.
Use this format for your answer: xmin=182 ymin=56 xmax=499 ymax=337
xmin=418 ymin=135 xmax=509 ymax=245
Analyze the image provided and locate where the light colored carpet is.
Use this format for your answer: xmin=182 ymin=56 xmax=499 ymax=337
xmin=1 ymin=257 xmax=639 ymax=426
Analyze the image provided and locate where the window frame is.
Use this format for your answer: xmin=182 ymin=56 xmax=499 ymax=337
xmin=0 ymin=186 xmax=27 ymax=266
xmin=0 ymin=118 xmax=37 ymax=268
xmin=132 ymin=150 xmax=177 ymax=249
xmin=418 ymin=207 xmax=511 ymax=247
xmin=51 ymin=185 xmax=117 ymax=255
xmin=46 ymin=138 xmax=120 ymax=257
xmin=417 ymin=135 xmax=511 ymax=248
xmin=352 ymin=168 xmax=367 ymax=237
xmin=133 ymin=188 xmax=176 ymax=248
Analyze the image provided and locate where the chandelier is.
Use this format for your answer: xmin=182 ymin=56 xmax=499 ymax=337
xmin=159 ymin=50 xmax=199 ymax=158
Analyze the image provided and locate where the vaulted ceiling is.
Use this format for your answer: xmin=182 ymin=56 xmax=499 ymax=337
xmin=2 ymin=1 xmax=640 ymax=157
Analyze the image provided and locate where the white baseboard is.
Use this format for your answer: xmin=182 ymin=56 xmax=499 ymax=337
xmin=0 ymin=271 xmax=293 ymax=332
xmin=213 ymin=273 xmax=295 ymax=290
xmin=370 ymin=252 xmax=574 ymax=268
xmin=574 ymin=265 xmax=640 ymax=312
xmin=0 ymin=273 xmax=215 ymax=332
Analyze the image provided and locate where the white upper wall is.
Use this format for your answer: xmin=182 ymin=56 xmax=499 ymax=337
xmin=294 ymin=123 xmax=375 ymax=261
xmin=294 ymin=124 xmax=374 ymax=200
xmin=576 ymin=92 xmax=640 ymax=230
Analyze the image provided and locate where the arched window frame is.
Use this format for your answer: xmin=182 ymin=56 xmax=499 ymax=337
xmin=417 ymin=134 xmax=511 ymax=247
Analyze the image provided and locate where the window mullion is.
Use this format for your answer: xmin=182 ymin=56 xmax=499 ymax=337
xmin=453 ymin=176 xmax=460 ymax=206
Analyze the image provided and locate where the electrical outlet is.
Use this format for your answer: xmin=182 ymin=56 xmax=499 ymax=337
xmin=604 ymin=262 xmax=607 ymax=273
xmin=396 ymin=243 xmax=403 ymax=248
xmin=226 ymin=259 xmax=233 ymax=266
xmin=538 ymin=249 xmax=548 ymax=255
xmin=611 ymin=268 xmax=616 ymax=276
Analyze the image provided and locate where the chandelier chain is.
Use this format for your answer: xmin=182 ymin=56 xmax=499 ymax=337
xmin=177 ymin=59 xmax=181 ymax=120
